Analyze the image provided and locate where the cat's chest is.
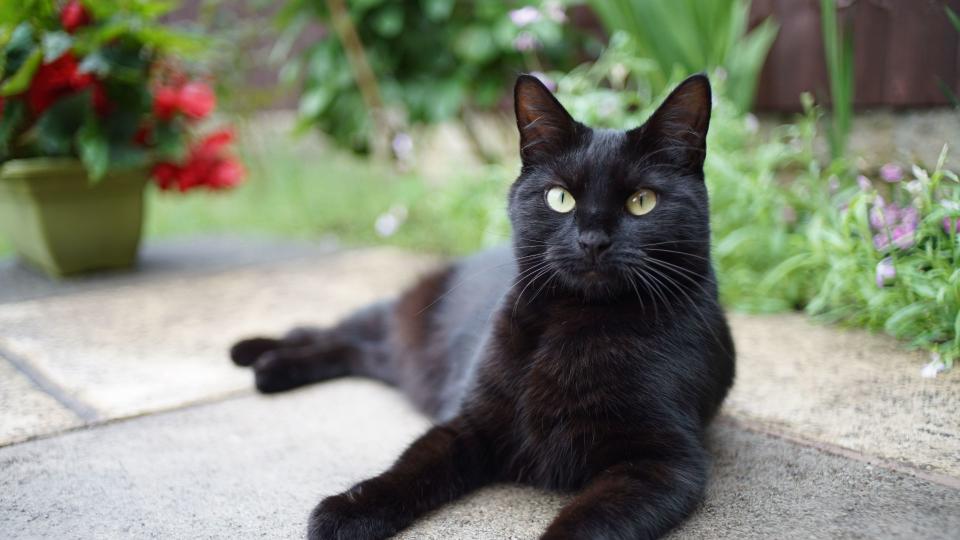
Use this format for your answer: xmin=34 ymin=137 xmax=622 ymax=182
xmin=506 ymin=331 xmax=652 ymax=485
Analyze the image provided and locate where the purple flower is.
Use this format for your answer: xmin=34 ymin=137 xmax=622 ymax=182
xmin=869 ymin=199 xmax=897 ymax=230
xmin=828 ymin=176 xmax=840 ymax=194
xmin=944 ymin=217 xmax=960 ymax=235
xmin=857 ymin=175 xmax=872 ymax=191
xmin=530 ymin=71 xmax=556 ymax=92
xmin=870 ymin=200 xmax=919 ymax=251
xmin=509 ymin=7 xmax=541 ymax=26
xmin=875 ymin=257 xmax=896 ymax=288
xmin=880 ymin=163 xmax=904 ymax=183
xmin=891 ymin=225 xmax=916 ymax=249
xmin=873 ymin=233 xmax=890 ymax=251
xmin=513 ymin=32 xmax=541 ymax=52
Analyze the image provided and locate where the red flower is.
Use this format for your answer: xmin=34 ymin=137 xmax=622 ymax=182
xmin=133 ymin=125 xmax=152 ymax=146
xmin=198 ymin=128 xmax=233 ymax=152
xmin=152 ymin=81 xmax=216 ymax=121
xmin=177 ymin=82 xmax=215 ymax=120
xmin=150 ymin=128 xmax=244 ymax=191
xmin=26 ymin=53 xmax=94 ymax=116
xmin=207 ymin=158 xmax=245 ymax=189
xmin=153 ymin=86 xmax=179 ymax=120
xmin=61 ymin=0 xmax=92 ymax=33
xmin=91 ymin=80 xmax=110 ymax=115
xmin=151 ymin=162 xmax=181 ymax=190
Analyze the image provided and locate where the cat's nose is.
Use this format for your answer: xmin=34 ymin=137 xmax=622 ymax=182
xmin=578 ymin=231 xmax=611 ymax=261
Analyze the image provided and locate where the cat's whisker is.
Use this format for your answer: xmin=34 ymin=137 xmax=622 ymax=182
xmin=642 ymin=264 xmax=727 ymax=352
xmin=645 ymin=257 xmax=716 ymax=285
xmin=512 ymin=264 xmax=554 ymax=319
xmin=642 ymin=248 xmax=712 ymax=263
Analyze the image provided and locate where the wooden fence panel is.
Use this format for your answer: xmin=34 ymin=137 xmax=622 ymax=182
xmin=751 ymin=0 xmax=960 ymax=111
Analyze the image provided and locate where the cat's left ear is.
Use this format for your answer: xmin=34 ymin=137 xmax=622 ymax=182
xmin=628 ymin=74 xmax=712 ymax=171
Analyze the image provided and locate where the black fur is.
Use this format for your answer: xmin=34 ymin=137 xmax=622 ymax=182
xmin=231 ymin=74 xmax=735 ymax=540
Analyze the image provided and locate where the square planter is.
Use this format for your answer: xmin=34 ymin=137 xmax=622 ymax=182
xmin=0 ymin=158 xmax=147 ymax=277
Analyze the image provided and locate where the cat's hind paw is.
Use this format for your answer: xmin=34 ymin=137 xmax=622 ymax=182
xmin=229 ymin=337 xmax=280 ymax=367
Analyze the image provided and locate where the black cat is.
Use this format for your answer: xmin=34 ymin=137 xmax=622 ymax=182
xmin=231 ymin=73 xmax=735 ymax=540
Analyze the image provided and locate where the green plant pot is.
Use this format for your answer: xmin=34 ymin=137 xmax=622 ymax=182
xmin=0 ymin=158 xmax=147 ymax=277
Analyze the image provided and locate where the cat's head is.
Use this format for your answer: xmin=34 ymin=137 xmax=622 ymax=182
xmin=509 ymin=74 xmax=713 ymax=301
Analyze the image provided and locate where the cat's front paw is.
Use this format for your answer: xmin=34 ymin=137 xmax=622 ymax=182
xmin=307 ymin=493 xmax=397 ymax=540
xmin=229 ymin=337 xmax=280 ymax=367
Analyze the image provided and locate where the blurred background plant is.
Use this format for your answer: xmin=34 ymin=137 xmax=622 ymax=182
xmin=265 ymin=0 xmax=597 ymax=158
xmin=819 ymin=0 xmax=854 ymax=161
xmin=584 ymin=0 xmax=778 ymax=112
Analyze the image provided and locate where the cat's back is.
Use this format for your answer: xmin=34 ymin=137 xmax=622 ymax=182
xmin=389 ymin=245 xmax=516 ymax=418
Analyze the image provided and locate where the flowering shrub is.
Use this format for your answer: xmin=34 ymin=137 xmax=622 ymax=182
xmin=277 ymin=0 xmax=592 ymax=152
xmin=800 ymin=150 xmax=960 ymax=367
xmin=0 ymin=0 xmax=243 ymax=191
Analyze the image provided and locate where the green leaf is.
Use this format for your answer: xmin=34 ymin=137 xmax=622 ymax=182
xmin=0 ymin=98 xmax=25 ymax=158
xmin=41 ymin=32 xmax=74 ymax=63
xmin=108 ymin=143 xmax=148 ymax=170
xmin=884 ymin=303 xmax=926 ymax=337
xmin=954 ymin=310 xmax=960 ymax=347
xmin=153 ymin=120 xmax=185 ymax=161
xmin=34 ymin=90 xmax=89 ymax=155
xmin=78 ymin=50 xmax=111 ymax=76
xmin=947 ymin=6 xmax=960 ymax=34
xmin=370 ymin=5 xmax=404 ymax=37
xmin=77 ymin=113 xmax=109 ymax=181
xmin=1 ymin=48 xmax=41 ymax=96
xmin=3 ymin=23 xmax=36 ymax=76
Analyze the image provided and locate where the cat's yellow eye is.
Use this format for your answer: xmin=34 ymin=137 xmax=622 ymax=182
xmin=626 ymin=189 xmax=657 ymax=216
xmin=546 ymin=187 xmax=576 ymax=213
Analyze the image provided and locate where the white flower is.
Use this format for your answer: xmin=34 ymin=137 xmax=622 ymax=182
xmin=513 ymin=32 xmax=540 ymax=52
xmin=509 ymin=6 xmax=541 ymax=26
xmin=920 ymin=353 xmax=947 ymax=379
xmin=391 ymin=132 xmax=414 ymax=162
xmin=374 ymin=205 xmax=408 ymax=237
xmin=543 ymin=1 xmax=567 ymax=22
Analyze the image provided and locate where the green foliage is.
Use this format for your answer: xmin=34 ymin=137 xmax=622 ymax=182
xmin=820 ymin=0 xmax=854 ymax=161
xmin=584 ymin=0 xmax=777 ymax=111
xmin=275 ymin=0 xmax=591 ymax=152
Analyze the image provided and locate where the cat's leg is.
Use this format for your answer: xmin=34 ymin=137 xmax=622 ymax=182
xmin=307 ymin=415 xmax=496 ymax=540
xmin=540 ymin=441 xmax=708 ymax=540
xmin=230 ymin=303 xmax=392 ymax=393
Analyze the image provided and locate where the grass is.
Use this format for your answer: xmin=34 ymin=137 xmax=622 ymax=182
xmin=146 ymin=137 xmax=513 ymax=254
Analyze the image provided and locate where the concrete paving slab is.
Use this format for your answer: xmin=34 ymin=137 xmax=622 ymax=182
xmin=726 ymin=312 xmax=960 ymax=479
xmin=0 ymin=359 xmax=81 ymax=446
xmin=0 ymin=235 xmax=338 ymax=305
xmin=1 ymin=379 xmax=957 ymax=540
xmin=0 ymin=248 xmax=439 ymax=422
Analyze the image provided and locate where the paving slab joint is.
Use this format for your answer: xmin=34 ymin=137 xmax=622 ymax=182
xmin=718 ymin=415 xmax=960 ymax=490
xmin=0 ymin=345 xmax=100 ymax=423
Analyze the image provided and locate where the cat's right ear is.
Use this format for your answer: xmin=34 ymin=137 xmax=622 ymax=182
xmin=514 ymin=74 xmax=579 ymax=164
